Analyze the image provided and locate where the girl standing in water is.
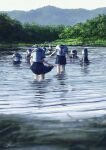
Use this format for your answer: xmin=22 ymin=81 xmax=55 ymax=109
xmin=26 ymin=48 xmax=33 ymax=62
xmin=50 ymin=45 xmax=69 ymax=74
xmin=30 ymin=47 xmax=54 ymax=81
xmin=81 ymin=48 xmax=89 ymax=64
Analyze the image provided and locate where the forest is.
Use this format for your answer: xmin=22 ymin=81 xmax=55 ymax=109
xmin=0 ymin=13 xmax=106 ymax=46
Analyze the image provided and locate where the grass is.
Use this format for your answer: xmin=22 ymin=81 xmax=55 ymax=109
xmin=0 ymin=38 xmax=106 ymax=49
xmin=51 ymin=38 xmax=106 ymax=46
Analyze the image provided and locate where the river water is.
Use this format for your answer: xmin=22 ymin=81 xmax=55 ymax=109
xmin=0 ymin=46 xmax=106 ymax=150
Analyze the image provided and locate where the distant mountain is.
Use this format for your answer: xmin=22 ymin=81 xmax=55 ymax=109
xmin=1 ymin=6 xmax=106 ymax=26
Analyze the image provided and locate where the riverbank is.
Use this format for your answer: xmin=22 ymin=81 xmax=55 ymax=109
xmin=51 ymin=38 xmax=106 ymax=47
xmin=0 ymin=38 xmax=106 ymax=50
xmin=0 ymin=43 xmax=32 ymax=49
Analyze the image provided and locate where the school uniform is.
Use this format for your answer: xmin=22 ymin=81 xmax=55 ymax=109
xmin=13 ymin=53 xmax=22 ymax=64
xmin=55 ymin=45 xmax=68 ymax=65
xmin=70 ymin=50 xmax=79 ymax=59
xmin=30 ymin=48 xmax=53 ymax=75
xmin=81 ymin=48 xmax=89 ymax=63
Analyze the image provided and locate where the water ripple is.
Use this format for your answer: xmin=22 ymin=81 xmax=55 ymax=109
xmin=0 ymin=47 xmax=106 ymax=120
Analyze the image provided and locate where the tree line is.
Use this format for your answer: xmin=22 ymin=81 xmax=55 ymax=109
xmin=59 ymin=14 xmax=106 ymax=43
xmin=0 ymin=13 xmax=106 ymax=44
xmin=0 ymin=13 xmax=64 ymax=43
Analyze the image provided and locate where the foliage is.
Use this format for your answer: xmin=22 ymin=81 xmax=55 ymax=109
xmin=0 ymin=13 xmax=64 ymax=43
xmin=0 ymin=13 xmax=105 ymax=46
xmin=59 ymin=14 xmax=106 ymax=43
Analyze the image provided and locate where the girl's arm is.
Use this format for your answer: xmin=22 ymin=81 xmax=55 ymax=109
xmin=48 ymin=49 xmax=57 ymax=57
xmin=43 ymin=59 xmax=54 ymax=66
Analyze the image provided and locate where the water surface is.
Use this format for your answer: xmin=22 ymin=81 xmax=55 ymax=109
xmin=0 ymin=46 xmax=106 ymax=150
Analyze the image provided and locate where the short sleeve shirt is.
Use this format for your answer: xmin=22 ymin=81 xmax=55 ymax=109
xmin=31 ymin=48 xmax=45 ymax=62
xmin=56 ymin=45 xmax=68 ymax=56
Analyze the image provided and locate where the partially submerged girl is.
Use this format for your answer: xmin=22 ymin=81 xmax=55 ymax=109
xmin=50 ymin=45 xmax=69 ymax=74
xmin=30 ymin=47 xmax=54 ymax=81
xmin=26 ymin=48 xmax=33 ymax=62
xmin=81 ymin=48 xmax=89 ymax=65
xmin=12 ymin=52 xmax=22 ymax=64
xmin=70 ymin=49 xmax=80 ymax=63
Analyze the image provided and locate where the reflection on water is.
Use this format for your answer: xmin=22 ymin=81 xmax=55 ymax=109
xmin=0 ymin=47 xmax=106 ymax=149
xmin=81 ymin=64 xmax=90 ymax=74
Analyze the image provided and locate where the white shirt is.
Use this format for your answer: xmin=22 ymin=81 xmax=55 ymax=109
xmin=31 ymin=48 xmax=45 ymax=63
xmin=56 ymin=45 xmax=68 ymax=56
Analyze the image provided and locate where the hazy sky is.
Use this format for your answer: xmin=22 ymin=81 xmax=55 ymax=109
xmin=0 ymin=0 xmax=106 ymax=11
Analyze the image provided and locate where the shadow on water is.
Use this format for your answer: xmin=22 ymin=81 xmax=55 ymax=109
xmin=12 ymin=63 xmax=22 ymax=68
xmin=54 ymin=73 xmax=67 ymax=85
xmin=29 ymin=79 xmax=53 ymax=104
xmin=30 ymin=78 xmax=52 ymax=91
xmin=0 ymin=114 xmax=106 ymax=150
xmin=55 ymin=73 xmax=67 ymax=80
xmin=80 ymin=64 xmax=90 ymax=75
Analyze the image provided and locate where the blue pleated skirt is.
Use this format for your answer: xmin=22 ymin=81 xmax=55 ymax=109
xmin=30 ymin=62 xmax=54 ymax=75
xmin=55 ymin=55 xmax=66 ymax=65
